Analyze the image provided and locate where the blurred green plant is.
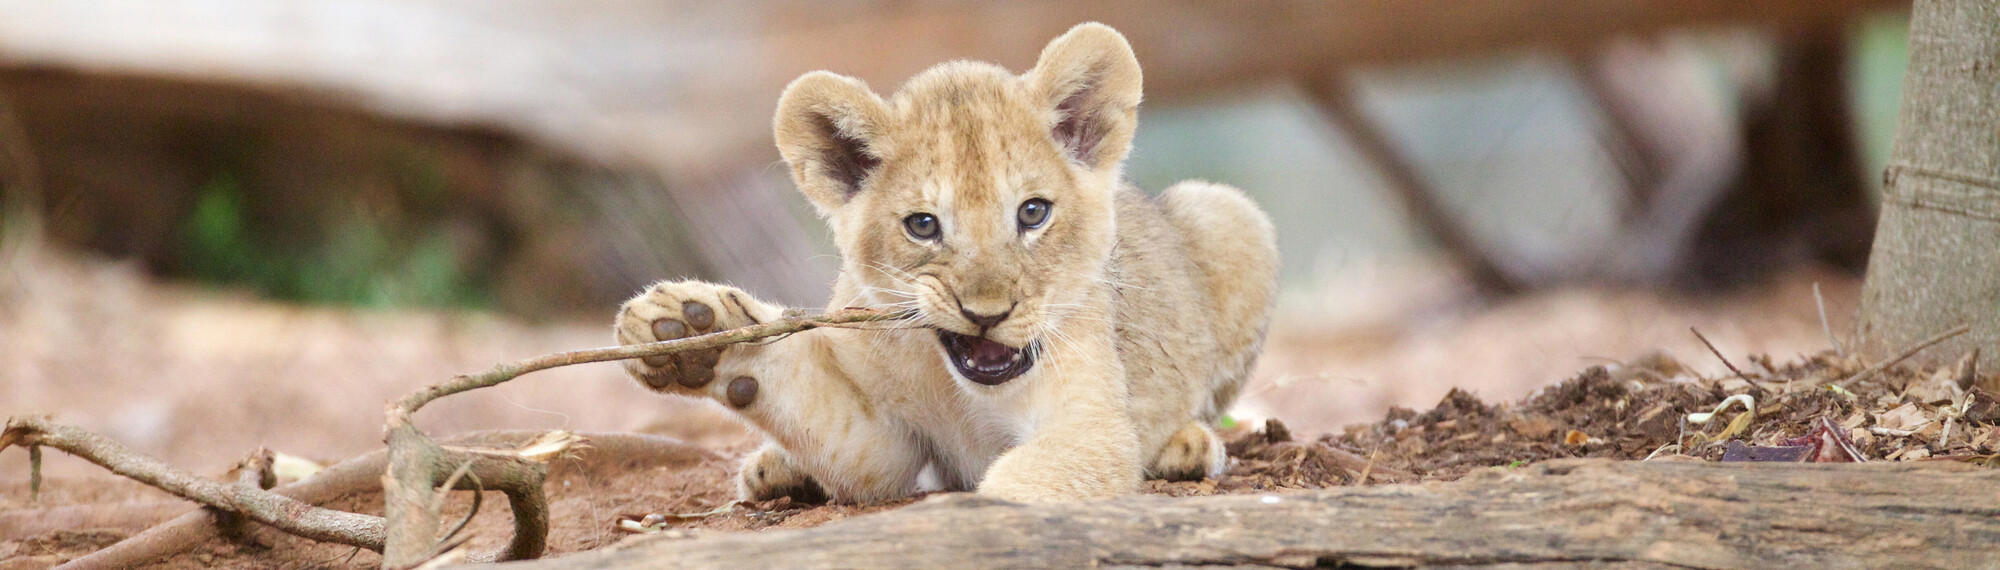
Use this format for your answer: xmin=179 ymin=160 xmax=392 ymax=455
xmin=1853 ymin=12 xmax=1911 ymax=193
xmin=181 ymin=172 xmax=491 ymax=309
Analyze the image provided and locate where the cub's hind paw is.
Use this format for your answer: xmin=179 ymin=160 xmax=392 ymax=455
xmin=1149 ymin=421 xmax=1227 ymax=481
xmin=614 ymin=280 xmax=780 ymax=394
xmin=738 ymin=445 xmax=828 ymax=504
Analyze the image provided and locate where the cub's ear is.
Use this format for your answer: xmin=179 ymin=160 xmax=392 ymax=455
xmin=1025 ymin=22 xmax=1143 ymax=175
xmin=774 ymin=71 xmax=892 ymax=214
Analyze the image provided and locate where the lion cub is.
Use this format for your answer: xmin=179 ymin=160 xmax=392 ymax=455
xmin=614 ymin=22 xmax=1276 ymax=503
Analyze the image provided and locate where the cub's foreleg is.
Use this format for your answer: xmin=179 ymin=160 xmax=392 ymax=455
xmin=974 ymin=323 xmax=1145 ymax=502
xmin=615 ymin=280 xmax=925 ymax=503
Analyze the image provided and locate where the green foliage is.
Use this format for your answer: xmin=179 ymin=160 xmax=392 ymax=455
xmin=180 ymin=173 xmax=491 ymax=309
xmin=1854 ymin=12 xmax=1912 ymax=193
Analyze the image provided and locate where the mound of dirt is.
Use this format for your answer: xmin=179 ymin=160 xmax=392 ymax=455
xmin=1322 ymin=349 xmax=2000 ymax=481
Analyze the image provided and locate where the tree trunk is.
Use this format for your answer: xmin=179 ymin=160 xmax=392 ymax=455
xmin=489 ymin=460 xmax=2000 ymax=569
xmin=1856 ymin=0 xmax=2000 ymax=371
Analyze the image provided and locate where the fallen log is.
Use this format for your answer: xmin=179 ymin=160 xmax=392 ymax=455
xmin=493 ymin=459 xmax=2000 ymax=569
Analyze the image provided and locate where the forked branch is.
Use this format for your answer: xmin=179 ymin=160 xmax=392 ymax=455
xmin=0 ymin=417 xmax=387 ymax=552
xmin=3 ymin=307 xmax=912 ymax=569
xmin=378 ymin=307 xmax=910 ymax=566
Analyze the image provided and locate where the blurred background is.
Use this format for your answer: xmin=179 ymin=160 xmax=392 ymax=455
xmin=0 ymin=1 xmax=1910 ymax=479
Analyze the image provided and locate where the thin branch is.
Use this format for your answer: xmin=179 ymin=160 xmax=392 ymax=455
xmin=391 ymin=307 xmax=912 ymax=417
xmin=379 ymin=425 xmax=565 ymax=566
xmin=215 ymin=448 xmax=278 ymax=543
xmin=1835 ymin=323 xmax=1972 ymax=388
xmin=56 ymin=431 xmax=708 ymax=569
xmin=28 ymin=444 xmax=41 ymax=502
xmin=1691 ymin=327 xmax=1764 ymax=391
xmin=434 ymin=462 xmax=484 ymax=552
xmin=1813 ymin=282 xmax=1845 ymax=357
xmin=1 ymin=417 xmax=387 ymax=552
xmin=435 ymin=471 xmax=483 ymax=554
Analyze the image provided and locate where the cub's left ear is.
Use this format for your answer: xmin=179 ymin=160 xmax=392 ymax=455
xmin=1025 ymin=22 xmax=1143 ymax=175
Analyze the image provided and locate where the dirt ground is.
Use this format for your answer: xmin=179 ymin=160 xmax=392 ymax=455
xmin=9 ymin=243 xmax=1978 ymax=568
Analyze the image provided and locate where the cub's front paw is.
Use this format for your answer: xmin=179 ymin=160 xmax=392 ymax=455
xmin=614 ymin=281 xmax=780 ymax=395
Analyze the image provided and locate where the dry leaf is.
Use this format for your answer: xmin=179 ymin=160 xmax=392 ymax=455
xmin=1563 ymin=430 xmax=1590 ymax=446
xmin=1875 ymin=403 xmax=1933 ymax=432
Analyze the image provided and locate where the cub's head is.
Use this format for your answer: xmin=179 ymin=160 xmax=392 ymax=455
xmin=772 ymin=23 xmax=1141 ymax=386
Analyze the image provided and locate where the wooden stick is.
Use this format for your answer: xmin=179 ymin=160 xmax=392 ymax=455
xmin=376 ymin=307 xmax=911 ymax=566
xmin=391 ymin=308 xmax=911 ymax=415
xmin=1691 ymin=327 xmax=1764 ymax=390
xmin=1 ymin=417 xmax=388 ymax=552
xmin=1813 ymin=282 xmax=1845 ymax=357
xmin=54 ymin=431 xmax=712 ymax=569
xmin=1835 ymin=323 xmax=1972 ymax=388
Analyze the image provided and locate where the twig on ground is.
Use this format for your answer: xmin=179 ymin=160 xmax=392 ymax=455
xmin=1813 ymin=282 xmax=1844 ymax=357
xmin=28 ymin=444 xmax=40 ymax=502
xmin=619 ymin=503 xmax=742 ymax=533
xmin=1691 ymin=327 xmax=1764 ymax=391
xmin=1952 ymin=348 xmax=1981 ymax=391
xmin=54 ymin=442 xmax=393 ymax=570
xmin=1357 ymin=446 xmax=1378 ymax=486
xmin=214 ymin=448 xmax=279 ymax=543
xmin=1834 ymin=323 xmax=1972 ymax=389
xmin=1321 ymin=444 xmax=1413 ymax=483
xmin=55 ymin=431 xmax=711 ymax=569
xmin=0 ymin=417 xmax=388 ymax=554
xmin=432 ymin=464 xmax=483 ymax=555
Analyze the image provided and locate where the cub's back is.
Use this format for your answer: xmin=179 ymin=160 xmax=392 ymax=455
xmin=1106 ymin=183 xmax=1278 ymax=438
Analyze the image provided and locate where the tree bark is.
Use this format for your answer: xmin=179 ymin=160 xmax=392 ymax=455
xmin=1856 ymin=0 xmax=2000 ymax=371
xmin=488 ymin=460 xmax=2000 ymax=569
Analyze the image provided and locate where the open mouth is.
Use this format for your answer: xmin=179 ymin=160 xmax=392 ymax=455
xmin=936 ymin=330 xmax=1038 ymax=385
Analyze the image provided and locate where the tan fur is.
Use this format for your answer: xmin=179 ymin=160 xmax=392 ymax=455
xmin=613 ymin=23 xmax=1277 ymax=503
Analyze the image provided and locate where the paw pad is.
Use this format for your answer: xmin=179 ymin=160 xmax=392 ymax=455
xmin=727 ymin=376 xmax=758 ymax=408
xmin=651 ymin=318 xmax=687 ymax=341
xmin=677 ymin=361 xmax=715 ymax=388
xmin=682 ymin=301 xmax=715 ymax=330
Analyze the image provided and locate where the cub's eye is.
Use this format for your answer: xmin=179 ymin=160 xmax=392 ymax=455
xmin=1017 ymin=198 xmax=1053 ymax=230
xmin=903 ymin=212 xmax=941 ymax=241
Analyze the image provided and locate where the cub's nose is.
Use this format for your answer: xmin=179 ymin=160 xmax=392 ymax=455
xmin=961 ymin=308 xmax=1010 ymax=330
